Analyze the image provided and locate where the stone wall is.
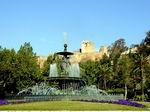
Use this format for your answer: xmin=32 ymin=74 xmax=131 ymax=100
xmin=81 ymin=40 xmax=95 ymax=53
xmin=37 ymin=56 xmax=47 ymax=68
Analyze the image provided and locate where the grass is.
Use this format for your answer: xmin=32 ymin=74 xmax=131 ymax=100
xmin=0 ymin=101 xmax=150 ymax=110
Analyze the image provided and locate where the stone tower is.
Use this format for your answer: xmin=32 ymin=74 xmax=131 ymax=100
xmin=81 ymin=40 xmax=95 ymax=53
xmin=99 ymin=46 xmax=108 ymax=56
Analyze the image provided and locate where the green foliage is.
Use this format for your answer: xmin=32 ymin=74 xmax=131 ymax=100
xmin=0 ymin=42 xmax=41 ymax=96
xmin=128 ymin=31 xmax=150 ymax=101
xmin=109 ymin=38 xmax=128 ymax=87
xmin=109 ymin=38 xmax=127 ymax=59
xmin=15 ymin=42 xmax=41 ymax=91
xmin=0 ymin=48 xmax=16 ymax=96
xmin=134 ymin=94 xmax=148 ymax=101
xmin=79 ymin=54 xmax=113 ymax=89
xmin=80 ymin=60 xmax=99 ymax=86
xmin=107 ymin=88 xmax=124 ymax=94
xmin=98 ymin=54 xmax=113 ymax=89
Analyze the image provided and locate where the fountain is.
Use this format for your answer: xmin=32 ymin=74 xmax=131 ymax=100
xmin=48 ymin=43 xmax=86 ymax=90
xmin=17 ymin=43 xmax=123 ymax=101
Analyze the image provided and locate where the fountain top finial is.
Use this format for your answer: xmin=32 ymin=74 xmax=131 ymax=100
xmin=56 ymin=44 xmax=73 ymax=56
xmin=56 ymin=35 xmax=73 ymax=56
xmin=64 ymin=44 xmax=67 ymax=52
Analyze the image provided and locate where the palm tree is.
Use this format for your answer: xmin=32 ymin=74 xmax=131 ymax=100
xmin=118 ymin=54 xmax=132 ymax=100
xmin=130 ymin=31 xmax=150 ymax=101
xmin=137 ymin=48 xmax=149 ymax=101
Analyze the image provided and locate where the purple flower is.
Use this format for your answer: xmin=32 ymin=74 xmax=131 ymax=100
xmin=78 ymin=99 xmax=145 ymax=108
xmin=116 ymin=100 xmax=145 ymax=107
xmin=0 ymin=99 xmax=8 ymax=105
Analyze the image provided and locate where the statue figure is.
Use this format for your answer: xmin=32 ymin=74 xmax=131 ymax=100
xmin=60 ymin=56 xmax=70 ymax=76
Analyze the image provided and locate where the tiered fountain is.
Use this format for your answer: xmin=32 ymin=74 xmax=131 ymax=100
xmin=49 ymin=43 xmax=86 ymax=90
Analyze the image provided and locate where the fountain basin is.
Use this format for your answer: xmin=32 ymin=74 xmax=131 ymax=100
xmin=48 ymin=77 xmax=86 ymax=90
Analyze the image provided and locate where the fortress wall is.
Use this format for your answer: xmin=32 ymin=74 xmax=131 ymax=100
xmin=81 ymin=40 xmax=95 ymax=53
xmin=37 ymin=56 xmax=47 ymax=68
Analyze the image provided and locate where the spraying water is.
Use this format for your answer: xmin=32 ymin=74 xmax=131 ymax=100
xmin=49 ymin=62 xmax=80 ymax=78
xmin=17 ymin=83 xmax=114 ymax=101
xmin=68 ymin=64 xmax=80 ymax=77
xmin=49 ymin=64 xmax=58 ymax=77
xmin=17 ymin=83 xmax=59 ymax=95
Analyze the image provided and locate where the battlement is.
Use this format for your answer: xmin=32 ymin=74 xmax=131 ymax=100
xmin=81 ymin=40 xmax=95 ymax=53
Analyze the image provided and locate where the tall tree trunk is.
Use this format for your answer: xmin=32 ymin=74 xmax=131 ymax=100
xmin=124 ymin=83 xmax=127 ymax=100
xmin=141 ymin=67 xmax=145 ymax=101
xmin=103 ymin=75 xmax=107 ymax=89
xmin=141 ymin=54 xmax=145 ymax=101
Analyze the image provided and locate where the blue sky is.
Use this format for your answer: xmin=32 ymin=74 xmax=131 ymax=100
xmin=0 ymin=0 xmax=150 ymax=56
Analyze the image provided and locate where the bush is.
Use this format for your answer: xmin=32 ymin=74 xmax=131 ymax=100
xmin=107 ymin=88 xmax=124 ymax=94
xmin=133 ymin=94 xmax=148 ymax=101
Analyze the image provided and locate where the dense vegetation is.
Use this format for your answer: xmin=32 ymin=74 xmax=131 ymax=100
xmin=0 ymin=31 xmax=150 ymax=101
xmin=0 ymin=42 xmax=42 ymax=97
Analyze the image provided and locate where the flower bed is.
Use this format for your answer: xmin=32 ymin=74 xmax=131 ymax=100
xmin=0 ymin=99 xmax=8 ymax=105
xmin=77 ymin=99 xmax=145 ymax=108
xmin=0 ymin=98 xmax=146 ymax=108
xmin=116 ymin=99 xmax=145 ymax=107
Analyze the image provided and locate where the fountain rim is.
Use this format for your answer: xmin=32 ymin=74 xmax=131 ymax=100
xmin=55 ymin=51 xmax=74 ymax=56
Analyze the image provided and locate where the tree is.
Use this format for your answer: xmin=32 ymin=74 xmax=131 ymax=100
xmin=118 ymin=54 xmax=132 ymax=100
xmin=109 ymin=38 xmax=128 ymax=88
xmin=109 ymin=38 xmax=127 ymax=58
xmin=130 ymin=31 xmax=150 ymax=101
xmin=143 ymin=31 xmax=150 ymax=45
xmin=80 ymin=60 xmax=99 ymax=86
xmin=0 ymin=47 xmax=16 ymax=96
xmin=137 ymin=31 xmax=150 ymax=101
xmin=98 ymin=54 xmax=113 ymax=89
xmin=137 ymin=51 xmax=149 ymax=101
xmin=15 ymin=42 xmax=41 ymax=91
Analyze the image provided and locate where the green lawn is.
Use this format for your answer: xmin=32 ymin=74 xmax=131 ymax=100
xmin=0 ymin=101 xmax=150 ymax=110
